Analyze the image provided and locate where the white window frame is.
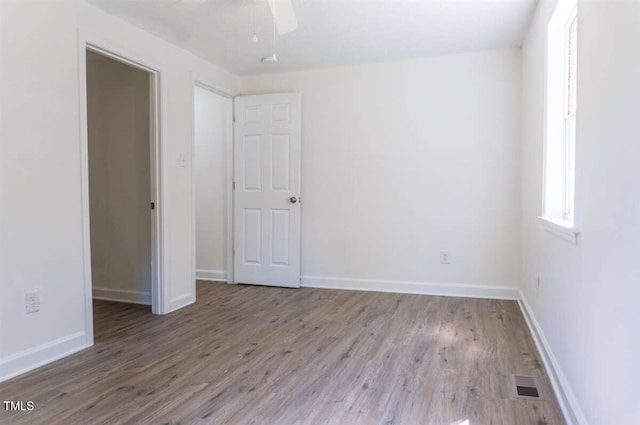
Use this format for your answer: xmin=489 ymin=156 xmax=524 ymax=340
xmin=563 ymin=11 xmax=577 ymax=223
xmin=540 ymin=0 xmax=579 ymax=243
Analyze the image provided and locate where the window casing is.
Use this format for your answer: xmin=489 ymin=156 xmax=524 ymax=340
xmin=543 ymin=1 xmax=577 ymax=226
xmin=563 ymin=12 xmax=577 ymax=222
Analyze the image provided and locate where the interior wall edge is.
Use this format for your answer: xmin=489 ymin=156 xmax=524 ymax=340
xmin=517 ymin=290 xmax=589 ymax=425
xmin=195 ymin=269 xmax=228 ymax=282
xmin=0 ymin=332 xmax=88 ymax=384
xmin=92 ymin=287 xmax=152 ymax=306
xmin=167 ymin=293 xmax=195 ymax=313
xmin=301 ymin=276 xmax=519 ymax=300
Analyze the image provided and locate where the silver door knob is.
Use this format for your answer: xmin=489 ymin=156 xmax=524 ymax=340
xmin=289 ymin=197 xmax=298 ymax=204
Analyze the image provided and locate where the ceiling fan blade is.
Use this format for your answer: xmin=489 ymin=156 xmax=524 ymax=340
xmin=267 ymin=0 xmax=298 ymax=35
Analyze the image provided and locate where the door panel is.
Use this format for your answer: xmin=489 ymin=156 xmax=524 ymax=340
xmin=242 ymin=208 xmax=262 ymax=265
xmin=271 ymin=209 xmax=290 ymax=266
xmin=243 ymin=135 xmax=262 ymax=191
xmin=271 ymin=135 xmax=290 ymax=191
xmin=234 ymin=93 xmax=301 ymax=288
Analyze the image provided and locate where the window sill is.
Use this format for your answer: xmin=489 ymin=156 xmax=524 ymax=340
xmin=537 ymin=216 xmax=580 ymax=244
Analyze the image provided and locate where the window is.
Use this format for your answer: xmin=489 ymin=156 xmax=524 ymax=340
xmin=543 ymin=0 xmax=577 ymax=231
xmin=563 ymin=12 xmax=577 ymax=222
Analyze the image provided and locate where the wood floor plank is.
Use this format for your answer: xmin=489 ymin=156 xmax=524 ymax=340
xmin=0 ymin=282 xmax=564 ymax=425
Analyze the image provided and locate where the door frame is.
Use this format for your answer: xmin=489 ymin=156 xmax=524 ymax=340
xmin=190 ymin=79 xmax=235 ymax=288
xmin=78 ymin=34 xmax=167 ymax=348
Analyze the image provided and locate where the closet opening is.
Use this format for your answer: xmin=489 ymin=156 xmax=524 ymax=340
xmin=85 ymin=48 xmax=162 ymax=340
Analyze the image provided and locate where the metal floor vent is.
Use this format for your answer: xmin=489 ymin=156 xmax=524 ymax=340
xmin=513 ymin=375 xmax=541 ymax=399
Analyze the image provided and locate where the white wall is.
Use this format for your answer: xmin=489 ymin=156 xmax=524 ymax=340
xmin=520 ymin=1 xmax=640 ymax=424
xmin=0 ymin=1 xmax=239 ymax=380
xmin=194 ymin=86 xmax=232 ymax=281
xmin=241 ymin=49 xmax=522 ymax=290
xmin=87 ymin=52 xmax=152 ymax=303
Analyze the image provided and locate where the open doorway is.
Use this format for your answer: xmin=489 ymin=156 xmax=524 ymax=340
xmin=84 ymin=48 xmax=162 ymax=336
xmin=194 ymin=84 xmax=233 ymax=286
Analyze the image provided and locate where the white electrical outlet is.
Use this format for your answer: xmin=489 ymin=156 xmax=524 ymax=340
xmin=25 ymin=291 xmax=40 ymax=314
xmin=440 ymin=250 xmax=450 ymax=264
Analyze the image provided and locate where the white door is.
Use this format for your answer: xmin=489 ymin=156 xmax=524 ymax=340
xmin=233 ymin=93 xmax=301 ymax=288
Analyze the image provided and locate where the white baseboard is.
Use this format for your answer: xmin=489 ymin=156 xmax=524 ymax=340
xmin=517 ymin=291 xmax=588 ymax=425
xmin=92 ymin=287 xmax=151 ymax=305
xmin=0 ymin=332 xmax=88 ymax=383
xmin=301 ymin=276 xmax=519 ymax=300
xmin=167 ymin=293 xmax=195 ymax=313
xmin=196 ymin=269 xmax=228 ymax=282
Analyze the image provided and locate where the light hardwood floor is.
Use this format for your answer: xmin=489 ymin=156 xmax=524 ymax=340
xmin=0 ymin=282 xmax=564 ymax=425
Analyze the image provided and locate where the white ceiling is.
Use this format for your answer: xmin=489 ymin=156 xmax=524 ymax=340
xmin=89 ymin=0 xmax=537 ymax=76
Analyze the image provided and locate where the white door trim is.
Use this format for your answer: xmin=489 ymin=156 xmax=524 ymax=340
xmin=189 ymin=78 xmax=236 ymax=287
xmin=78 ymin=32 xmax=167 ymax=348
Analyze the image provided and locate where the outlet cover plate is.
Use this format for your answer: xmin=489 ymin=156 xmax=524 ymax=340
xmin=25 ymin=291 xmax=40 ymax=314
